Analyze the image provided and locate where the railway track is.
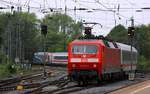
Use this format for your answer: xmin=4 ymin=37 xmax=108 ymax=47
xmin=25 ymin=74 xmax=70 ymax=93
xmin=25 ymin=76 xmax=125 ymax=94
xmin=43 ymin=85 xmax=82 ymax=94
xmin=39 ymin=71 xmax=150 ymax=94
xmin=0 ymin=65 xmax=66 ymax=89
xmin=1 ymin=66 xmax=149 ymax=94
xmin=0 ymin=72 xmax=43 ymax=92
xmin=0 ymin=66 xmax=67 ymax=94
xmin=41 ymin=83 xmax=104 ymax=94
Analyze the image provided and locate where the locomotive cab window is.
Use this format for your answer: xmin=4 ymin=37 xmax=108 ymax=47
xmin=72 ymin=45 xmax=98 ymax=54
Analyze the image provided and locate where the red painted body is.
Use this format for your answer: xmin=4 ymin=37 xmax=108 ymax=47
xmin=102 ymin=47 xmax=121 ymax=74
xmin=68 ymin=39 xmax=137 ymax=82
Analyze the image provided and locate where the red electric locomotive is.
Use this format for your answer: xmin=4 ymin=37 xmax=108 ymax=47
xmin=68 ymin=36 xmax=137 ymax=85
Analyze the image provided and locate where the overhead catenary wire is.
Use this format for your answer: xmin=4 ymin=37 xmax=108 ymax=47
xmin=0 ymin=0 xmax=54 ymax=14
xmin=23 ymin=0 xmax=29 ymax=7
xmin=72 ymin=0 xmax=95 ymax=10
xmin=0 ymin=0 xmax=145 ymax=25
xmin=79 ymin=0 xmax=96 ymax=4
xmin=68 ymin=12 xmax=114 ymax=28
xmin=69 ymin=0 xmax=133 ymax=32
xmin=0 ymin=0 xmax=145 ymax=13
xmin=95 ymin=0 xmax=143 ymax=25
xmin=126 ymin=0 xmax=136 ymax=6
xmin=0 ymin=0 xmax=40 ymax=9
xmin=23 ymin=0 xmax=31 ymax=13
xmin=95 ymin=0 xmax=115 ymax=12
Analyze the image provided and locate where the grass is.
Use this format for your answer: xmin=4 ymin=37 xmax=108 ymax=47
xmin=0 ymin=52 xmax=34 ymax=79
xmin=0 ymin=63 xmax=32 ymax=79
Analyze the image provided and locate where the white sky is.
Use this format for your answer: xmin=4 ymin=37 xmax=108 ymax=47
xmin=0 ymin=0 xmax=150 ymax=36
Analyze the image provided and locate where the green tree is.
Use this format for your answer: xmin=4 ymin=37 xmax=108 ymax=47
xmin=18 ymin=12 xmax=40 ymax=61
xmin=0 ymin=12 xmax=39 ymax=62
xmin=135 ymin=25 xmax=150 ymax=58
xmin=41 ymin=13 xmax=82 ymax=52
xmin=107 ymin=24 xmax=128 ymax=44
xmin=0 ymin=13 xmax=11 ymax=46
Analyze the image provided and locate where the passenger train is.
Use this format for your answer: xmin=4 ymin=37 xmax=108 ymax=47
xmin=68 ymin=37 xmax=138 ymax=84
xmin=32 ymin=52 xmax=68 ymax=65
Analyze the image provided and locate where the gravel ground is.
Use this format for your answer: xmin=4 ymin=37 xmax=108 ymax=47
xmin=69 ymin=73 xmax=150 ymax=94
xmin=1 ymin=65 xmax=150 ymax=94
xmin=41 ymin=72 xmax=150 ymax=94
xmin=0 ymin=65 xmax=67 ymax=94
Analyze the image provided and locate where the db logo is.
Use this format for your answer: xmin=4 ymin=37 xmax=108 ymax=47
xmin=82 ymin=55 xmax=86 ymax=58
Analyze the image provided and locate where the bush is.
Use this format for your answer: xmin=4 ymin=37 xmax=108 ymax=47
xmin=0 ymin=52 xmax=31 ymax=79
xmin=137 ymin=55 xmax=150 ymax=70
xmin=0 ymin=52 xmax=17 ymax=78
xmin=0 ymin=63 xmax=21 ymax=79
xmin=0 ymin=64 xmax=11 ymax=78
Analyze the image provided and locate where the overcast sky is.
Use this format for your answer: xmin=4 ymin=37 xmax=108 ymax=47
xmin=0 ymin=0 xmax=150 ymax=36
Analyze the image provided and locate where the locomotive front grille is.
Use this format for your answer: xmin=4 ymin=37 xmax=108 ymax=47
xmin=71 ymin=70 xmax=98 ymax=80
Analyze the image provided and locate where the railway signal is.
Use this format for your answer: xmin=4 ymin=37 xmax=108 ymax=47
xmin=128 ymin=18 xmax=135 ymax=80
xmin=128 ymin=26 xmax=135 ymax=38
xmin=41 ymin=25 xmax=48 ymax=36
xmin=41 ymin=24 xmax=48 ymax=78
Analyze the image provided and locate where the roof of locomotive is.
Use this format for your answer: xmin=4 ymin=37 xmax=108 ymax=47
xmin=70 ymin=39 xmax=105 ymax=46
xmin=70 ymin=39 xmax=137 ymax=52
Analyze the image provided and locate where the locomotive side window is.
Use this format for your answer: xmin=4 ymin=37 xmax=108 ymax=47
xmin=54 ymin=56 xmax=68 ymax=60
xmin=72 ymin=45 xmax=98 ymax=54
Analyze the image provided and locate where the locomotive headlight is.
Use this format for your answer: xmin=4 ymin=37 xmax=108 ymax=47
xmin=72 ymin=64 xmax=76 ymax=68
xmin=70 ymin=58 xmax=81 ymax=62
xmin=93 ymin=64 xmax=97 ymax=68
xmin=88 ymin=58 xmax=98 ymax=62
